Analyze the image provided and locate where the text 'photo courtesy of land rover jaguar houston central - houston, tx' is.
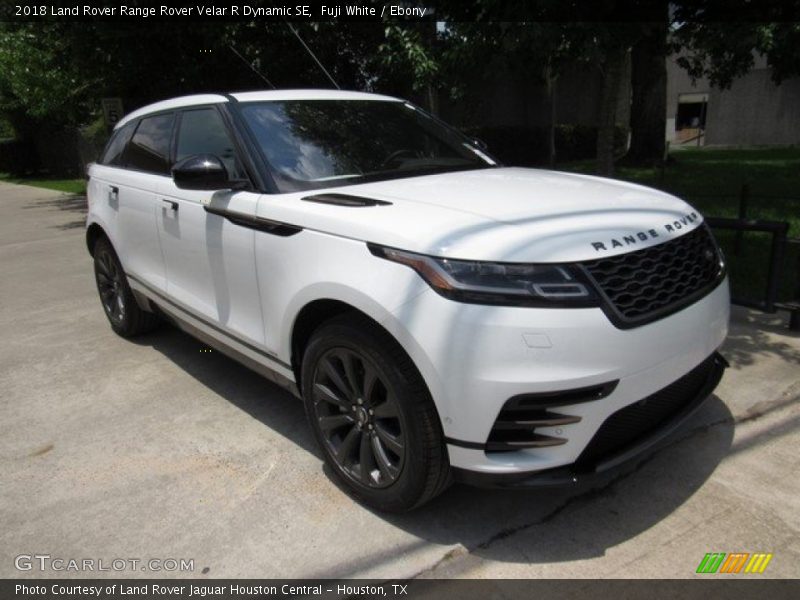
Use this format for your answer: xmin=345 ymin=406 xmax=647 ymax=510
xmin=86 ymin=90 xmax=729 ymax=511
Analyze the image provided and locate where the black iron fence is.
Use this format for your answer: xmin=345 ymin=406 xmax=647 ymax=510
xmin=695 ymin=186 xmax=800 ymax=330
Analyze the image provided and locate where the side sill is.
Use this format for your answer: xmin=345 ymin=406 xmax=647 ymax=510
xmin=127 ymin=274 xmax=300 ymax=398
xmin=160 ymin=305 xmax=300 ymax=398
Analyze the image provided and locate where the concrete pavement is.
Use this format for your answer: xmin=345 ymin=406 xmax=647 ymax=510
xmin=0 ymin=181 xmax=798 ymax=579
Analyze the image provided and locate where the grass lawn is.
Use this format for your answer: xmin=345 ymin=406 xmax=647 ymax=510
xmin=558 ymin=147 xmax=800 ymax=233
xmin=0 ymin=174 xmax=86 ymax=195
xmin=558 ymin=147 xmax=800 ymax=306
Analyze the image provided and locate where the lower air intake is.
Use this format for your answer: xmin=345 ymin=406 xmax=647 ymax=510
xmin=575 ymin=354 xmax=720 ymax=468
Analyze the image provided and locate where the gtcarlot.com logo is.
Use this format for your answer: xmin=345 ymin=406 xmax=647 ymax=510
xmin=696 ymin=552 xmax=773 ymax=574
xmin=15 ymin=554 xmax=194 ymax=572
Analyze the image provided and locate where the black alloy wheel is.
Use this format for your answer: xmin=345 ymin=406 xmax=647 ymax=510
xmin=92 ymin=237 xmax=160 ymax=337
xmin=95 ymin=244 xmax=126 ymax=325
xmin=301 ymin=314 xmax=450 ymax=512
xmin=311 ymin=347 xmax=406 ymax=488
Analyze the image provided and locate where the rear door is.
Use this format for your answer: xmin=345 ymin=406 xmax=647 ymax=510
xmin=156 ymin=105 xmax=265 ymax=346
xmin=88 ymin=119 xmax=135 ymax=247
xmin=114 ymin=112 xmax=175 ymax=293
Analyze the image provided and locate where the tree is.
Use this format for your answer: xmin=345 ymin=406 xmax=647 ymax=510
xmin=0 ymin=21 xmax=394 ymax=173
xmin=583 ymin=21 xmax=647 ymax=177
xmin=671 ymin=20 xmax=800 ymax=89
xmin=0 ymin=21 xmax=393 ymax=132
xmin=378 ymin=24 xmax=440 ymax=112
xmin=595 ymin=42 xmax=629 ymax=176
xmin=443 ymin=21 xmax=591 ymax=166
xmin=626 ymin=3 xmax=669 ymax=165
xmin=0 ymin=23 xmax=97 ymax=134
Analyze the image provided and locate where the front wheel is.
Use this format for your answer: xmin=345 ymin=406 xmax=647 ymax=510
xmin=301 ymin=314 xmax=450 ymax=512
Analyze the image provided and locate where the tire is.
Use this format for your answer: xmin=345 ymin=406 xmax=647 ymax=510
xmin=93 ymin=237 xmax=160 ymax=338
xmin=301 ymin=313 xmax=450 ymax=512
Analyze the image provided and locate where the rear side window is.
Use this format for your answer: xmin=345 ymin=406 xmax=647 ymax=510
xmin=124 ymin=113 xmax=175 ymax=175
xmin=99 ymin=122 xmax=135 ymax=166
xmin=176 ymin=108 xmax=245 ymax=178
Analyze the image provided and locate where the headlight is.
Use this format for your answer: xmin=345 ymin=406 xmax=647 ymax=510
xmin=369 ymin=244 xmax=599 ymax=307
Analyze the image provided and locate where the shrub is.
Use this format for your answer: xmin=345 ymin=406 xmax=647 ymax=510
xmin=0 ymin=138 xmax=39 ymax=176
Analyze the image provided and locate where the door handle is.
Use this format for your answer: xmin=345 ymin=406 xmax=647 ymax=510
xmin=108 ymin=186 xmax=119 ymax=201
xmin=161 ymin=199 xmax=179 ymax=212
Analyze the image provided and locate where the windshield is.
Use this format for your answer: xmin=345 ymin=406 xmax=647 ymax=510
xmin=239 ymin=100 xmax=494 ymax=192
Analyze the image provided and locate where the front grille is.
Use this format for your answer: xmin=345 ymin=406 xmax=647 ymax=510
xmin=583 ymin=225 xmax=723 ymax=327
xmin=575 ymin=354 xmax=718 ymax=468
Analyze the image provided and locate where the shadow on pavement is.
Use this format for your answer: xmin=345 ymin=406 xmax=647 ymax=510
xmin=24 ymin=193 xmax=88 ymax=231
xmin=130 ymin=324 xmax=320 ymax=459
xmin=131 ymin=321 xmax=734 ymax=570
xmin=395 ymin=395 xmax=733 ymax=567
xmin=724 ymin=308 xmax=800 ymax=369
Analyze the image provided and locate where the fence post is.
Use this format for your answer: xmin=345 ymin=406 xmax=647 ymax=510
xmin=764 ymin=222 xmax=788 ymax=313
xmin=733 ymin=183 xmax=749 ymax=256
xmin=658 ymin=141 xmax=669 ymax=185
xmin=791 ymin=242 xmax=800 ymax=331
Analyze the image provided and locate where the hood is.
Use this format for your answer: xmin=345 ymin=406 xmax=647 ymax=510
xmin=256 ymin=167 xmax=703 ymax=263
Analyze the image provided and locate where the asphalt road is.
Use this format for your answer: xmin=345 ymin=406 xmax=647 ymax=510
xmin=1 ymin=181 xmax=798 ymax=579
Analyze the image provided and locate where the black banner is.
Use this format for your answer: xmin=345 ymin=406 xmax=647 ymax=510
xmin=2 ymin=0 xmax=800 ymax=23
xmin=3 ymin=579 xmax=800 ymax=600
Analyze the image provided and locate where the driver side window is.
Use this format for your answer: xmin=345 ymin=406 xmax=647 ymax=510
xmin=176 ymin=108 xmax=245 ymax=179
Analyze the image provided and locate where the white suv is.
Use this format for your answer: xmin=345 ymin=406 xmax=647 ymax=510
xmin=86 ymin=90 xmax=729 ymax=511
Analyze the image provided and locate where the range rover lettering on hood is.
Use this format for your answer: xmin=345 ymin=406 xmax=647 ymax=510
xmin=590 ymin=212 xmax=699 ymax=252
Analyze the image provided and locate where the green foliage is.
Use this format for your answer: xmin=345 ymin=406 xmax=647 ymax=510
xmin=0 ymin=138 xmax=37 ymax=175
xmin=757 ymin=22 xmax=800 ymax=85
xmin=0 ymin=20 xmax=414 ymax=131
xmin=0 ymin=23 xmax=97 ymax=127
xmin=0 ymin=8 xmax=797 ymax=179
xmin=379 ymin=25 xmax=439 ymax=92
xmin=671 ymin=21 xmax=800 ymax=89
xmin=0 ymin=118 xmax=12 ymax=139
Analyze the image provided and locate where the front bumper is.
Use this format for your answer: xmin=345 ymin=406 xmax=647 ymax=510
xmin=386 ymin=276 xmax=730 ymax=477
xmin=451 ymin=351 xmax=727 ymax=488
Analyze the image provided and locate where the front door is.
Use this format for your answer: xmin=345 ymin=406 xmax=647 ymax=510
xmin=156 ymin=106 xmax=265 ymax=347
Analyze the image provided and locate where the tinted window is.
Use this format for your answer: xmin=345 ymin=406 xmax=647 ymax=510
xmin=176 ymin=108 xmax=244 ymax=178
xmin=100 ymin=121 xmax=135 ymax=166
xmin=239 ymin=100 xmax=492 ymax=192
xmin=125 ymin=113 xmax=174 ymax=174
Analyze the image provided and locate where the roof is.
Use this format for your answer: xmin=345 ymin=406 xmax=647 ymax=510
xmin=115 ymin=89 xmax=402 ymax=129
xmin=231 ymin=89 xmax=400 ymax=103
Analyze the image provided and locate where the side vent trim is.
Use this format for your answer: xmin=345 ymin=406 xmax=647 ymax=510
xmin=204 ymin=205 xmax=302 ymax=237
xmin=302 ymin=193 xmax=392 ymax=207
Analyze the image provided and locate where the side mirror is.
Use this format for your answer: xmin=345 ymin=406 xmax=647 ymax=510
xmin=172 ymin=154 xmax=245 ymax=191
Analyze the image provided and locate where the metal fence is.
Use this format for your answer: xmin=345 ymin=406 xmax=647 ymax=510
xmin=697 ymin=185 xmax=800 ymax=330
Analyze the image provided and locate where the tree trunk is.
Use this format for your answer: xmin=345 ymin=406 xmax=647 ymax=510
xmin=423 ymin=21 xmax=439 ymax=116
xmin=545 ymin=64 xmax=557 ymax=168
xmin=596 ymin=45 xmax=627 ymax=177
xmin=426 ymin=84 xmax=439 ymax=116
xmin=626 ymin=8 xmax=668 ymax=165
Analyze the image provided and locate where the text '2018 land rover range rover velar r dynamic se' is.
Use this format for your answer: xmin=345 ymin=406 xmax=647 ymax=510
xmin=86 ymin=90 xmax=729 ymax=511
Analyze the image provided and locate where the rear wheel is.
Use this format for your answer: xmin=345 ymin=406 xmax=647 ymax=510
xmin=93 ymin=237 xmax=159 ymax=337
xmin=301 ymin=314 xmax=450 ymax=512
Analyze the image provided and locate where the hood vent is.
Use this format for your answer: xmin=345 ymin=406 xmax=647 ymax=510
xmin=302 ymin=193 xmax=392 ymax=207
